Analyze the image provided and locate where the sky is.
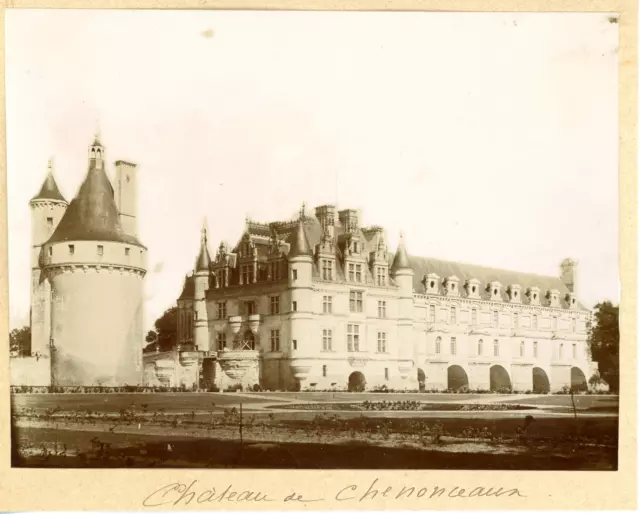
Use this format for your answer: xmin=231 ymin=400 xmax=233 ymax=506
xmin=6 ymin=10 xmax=620 ymax=332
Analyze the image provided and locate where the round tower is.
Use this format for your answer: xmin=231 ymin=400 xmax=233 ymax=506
xmin=390 ymin=233 xmax=416 ymax=384
xmin=192 ymin=219 xmax=212 ymax=352
xmin=287 ymin=209 xmax=314 ymax=390
xmin=29 ymin=159 xmax=68 ymax=357
xmin=42 ymin=135 xmax=147 ymax=386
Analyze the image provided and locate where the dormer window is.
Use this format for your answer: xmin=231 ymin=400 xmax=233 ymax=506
xmin=353 ymin=242 xmax=359 ymax=254
xmin=465 ymin=278 xmax=481 ymax=299
xmin=527 ymin=286 xmax=541 ymax=306
xmin=487 ymin=281 xmax=503 ymax=301
xmin=375 ymin=267 xmax=387 ymax=286
xmin=97 ymin=245 xmax=104 ymax=256
xmin=424 ymin=273 xmax=440 ymax=294
xmin=348 ymin=263 xmax=363 ymax=282
xmin=443 ymin=276 xmax=460 ymax=297
xmin=547 ymin=289 xmax=560 ymax=307
xmin=507 ymin=284 xmax=522 ymax=304
xmin=565 ymin=292 xmax=578 ymax=309
xmin=321 ymin=259 xmax=333 ymax=281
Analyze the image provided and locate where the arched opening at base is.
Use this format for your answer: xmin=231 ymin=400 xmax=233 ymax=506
xmin=348 ymin=371 xmax=366 ymax=392
xmin=490 ymin=365 xmax=512 ymax=392
xmin=447 ymin=365 xmax=469 ymax=391
xmin=571 ymin=367 xmax=588 ymax=392
xmin=417 ymin=368 xmax=426 ymax=392
xmin=532 ymin=367 xmax=550 ymax=393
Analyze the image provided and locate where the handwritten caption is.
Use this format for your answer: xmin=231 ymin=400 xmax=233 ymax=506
xmin=142 ymin=478 xmax=525 ymax=507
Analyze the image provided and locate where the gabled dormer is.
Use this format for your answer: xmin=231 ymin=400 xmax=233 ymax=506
xmin=423 ymin=273 xmax=440 ymax=294
xmin=443 ymin=275 xmax=460 ymax=297
xmin=212 ymin=241 xmax=233 ymax=288
xmin=366 ymin=227 xmax=389 ymax=286
xmin=487 ymin=281 xmax=503 ymax=301
xmin=465 ymin=278 xmax=481 ymax=299
xmin=527 ymin=286 xmax=541 ymax=306
xmin=507 ymin=284 xmax=522 ymax=304
xmin=315 ymin=228 xmax=337 ymax=282
xmin=266 ymin=229 xmax=285 ymax=281
xmin=546 ymin=289 xmax=561 ymax=308
xmin=565 ymin=292 xmax=578 ymax=310
xmin=236 ymin=232 xmax=258 ymax=285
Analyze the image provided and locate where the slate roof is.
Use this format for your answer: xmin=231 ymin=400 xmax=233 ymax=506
xmin=47 ymin=159 xmax=143 ymax=247
xmin=178 ymin=275 xmax=195 ymax=300
xmin=31 ymin=166 xmax=67 ymax=203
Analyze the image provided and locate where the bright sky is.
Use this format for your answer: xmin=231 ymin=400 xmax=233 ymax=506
xmin=6 ymin=10 xmax=619 ymax=331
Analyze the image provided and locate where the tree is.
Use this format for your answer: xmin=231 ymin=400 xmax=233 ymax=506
xmin=143 ymin=307 xmax=178 ymax=353
xmin=10 ymin=326 xmax=31 ymax=356
xmin=588 ymin=301 xmax=619 ymax=392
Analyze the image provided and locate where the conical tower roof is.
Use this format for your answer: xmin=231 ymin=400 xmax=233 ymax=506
xmin=287 ymin=217 xmax=312 ymax=258
xmin=47 ymin=153 xmax=142 ymax=246
xmin=195 ymin=220 xmax=212 ymax=272
xmin=391 ymin=233 xmax=411 ymax=272
xmin=31 ymin=160 xmax=67 ymax=203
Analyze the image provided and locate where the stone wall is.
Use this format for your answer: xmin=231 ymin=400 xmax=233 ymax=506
xmin=10 ymin=356 xmax=51 ymax=386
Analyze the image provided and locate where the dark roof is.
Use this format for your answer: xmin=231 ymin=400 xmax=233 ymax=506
xmin=390 ymin=236 xmax=411 ymax=272
xmin=31 ymin=167 xmax=67 ymax=203
xmin=407 ymin=255 xmax=581 ymax=308
xmin=178 ymin=275 xmax=195 ymax=300
xmin=47 ymin=159 xmax=143 ymax=246
xmin=195 ymin=232 xmax=212 ymax=272
xmin=287 ymin=219 xmax=313 ymax=258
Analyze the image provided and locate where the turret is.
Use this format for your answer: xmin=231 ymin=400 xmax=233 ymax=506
xmin=193 ymin=219 xmax=211 ymax=352
xmin=391 ymin=233 xmax=413 ymax=297
xmin=29 ymin=159 xmax=68 ymax=357
xmin=287 ymin=209 xmax=314 ymax=377
xmin=391 ymin=233 xmax=415 ymax=383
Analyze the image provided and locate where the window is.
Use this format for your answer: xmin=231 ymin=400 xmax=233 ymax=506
xmin=477 ymin=339 xmax=483 ymax=356
xmin=217 ymin=302 xmax=227 ymax=319
xmin=377 ymin=332 xmax=387 ymax=353
xmin=125 ymin=247 xmax=130 ymax=256
xmin=245 ymin=301 xmax=256 ymax=316
xmin=292 ymin=340 xmax=297 ymax=350
xmin=471 ymin=308 xmax=477 ymax=325
xmin=533 ymin=341 xmax=538 ymax=358
xmin=519 ymin=341 xmax=525 ymax=357
xmin=46 ymin=217 xmax=53 ymax=227
xmin=559 ymin=343 xmax=564 ymax=359
xmin=97 ymin=245 xmax=104 ymax=256
xmin=376 ymin=267 xmax=387 ymax=286
xmin=322 ymin=296 xmax=333 ymax=314
xmin=348 ymin=263 xmax=363 ymax=282
xmin=68 ymin=244 xmax=74 ymax=255
xmin=216 ymin=332 xmax=226 ymax=351
xmin=270 ymin=330 xmax=280 ymax=352
xmin=292 ymin=269 xmax=298 ymax=280
xmin=322 ymin=365 xmax=327 ymax=377
xmin=384 ymin=368 xmax=389 ymax=380
xmin=429 ymin=305 xmax=436 ymax=323
xmin=450 ymin=337 xmax=457 ymax=355
xmin=493 ymin=339 xmax=499 ymax=357
xmin=493 ymin=311 xmax=499 ymax=326
xmin=349 ymin=291 xmax=363 ymax=313
xmin=242 ymin=265 xmax=253 ymax=284
xmin=321 ymin=259 xmax=333 ymax=280
xmin=513 ymin=313 xmax=519 ymax=328
xmin=450 ymin=307 xmax=457 ymax=325
xmin=347 ymin=324 xmax=360 ymax=352
xmin=532 ymin=314 xmax=538 ymax=330
xmin=48 ymin=246 xmax=52 ymax=256
xmin=378 ymin=300 xmax=387 ymax=318
xmin=572 ymin=343 xmax=577 ymax=359
xmin=269 ymin=296 xmax=280 ymax=315
xmin=435 ymin=336 xmax=441 ymax=354
xmin=292 ymin=301 xmax=297 ymax=312
xmin=322 ymin=329 xmax=333 ymax=351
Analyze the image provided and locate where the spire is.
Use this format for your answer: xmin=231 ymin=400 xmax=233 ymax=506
xmin=288 ymin=217 xmax=312 ymax=258
xmin=30 ymin=158 xmax=67 ymax=203
xmin=391 ymin=232 xmax=411 ymax=272
xmin=195 ymin=218 xmax=211 ymax=272
xmin=47 ymin=136 xmax=141 ymax=246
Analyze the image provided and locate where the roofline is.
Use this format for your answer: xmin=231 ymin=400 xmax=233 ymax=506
xmin=114 ymin=160 xmax=138 ymax=167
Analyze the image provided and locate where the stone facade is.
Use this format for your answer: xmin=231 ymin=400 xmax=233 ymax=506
xmin=176 ymin=204 xmax=597 ymax=393
xmin=11 ymin=135 xmax=147 ymax=387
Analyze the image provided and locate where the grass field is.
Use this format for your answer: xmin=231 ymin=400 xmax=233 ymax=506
xmin=11 ymin=392 xmax=619 ymax=470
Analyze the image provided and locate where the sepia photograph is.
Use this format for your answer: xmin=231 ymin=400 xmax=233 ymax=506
xmin=5 ymin=8 xmax=622 ymax=473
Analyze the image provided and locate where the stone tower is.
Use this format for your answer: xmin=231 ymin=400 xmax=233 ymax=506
xmin=38 ymin=135 xmax=147 ymax=386
xmin=193 ymin=219 xmax=212 ymax=352
xmin=29 ymin=159 xmax=68 ymax=357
